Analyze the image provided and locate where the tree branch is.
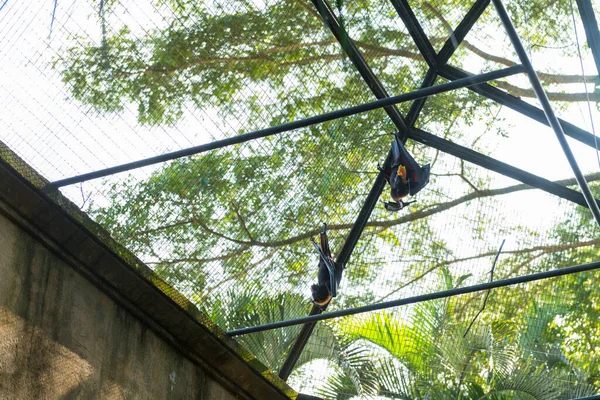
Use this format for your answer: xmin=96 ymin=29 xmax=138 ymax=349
xmin=377 ymin=236 xmax=600 ymax=303
xmin=423 ymin=0 xmax=600 ymax=86
xmin=460 ymin=160 xmax=481 ymax=192
xmin=200 ymin=247 xmax=279 ymax=301
xmin=354 ymin=41 xmax=423 ymax=61
xmin=114 ymin=34 xmax=599 ymax=94
xmin=192 ymin=216 xmax=251 ymax=245
xmin=231 ymin=199 xmax=255 ymax=241
xmin=132 ymin=172 xmax=600 ymax=250
xmin=492 ymin=80 xmax=600 ymax=102
xmin=136 ymin=219 xmax=196 ymax=236
xmin=291 ymin=0 xmax=321 ymax=19
xmin=145 ymin=244 xmax=252 ymax=266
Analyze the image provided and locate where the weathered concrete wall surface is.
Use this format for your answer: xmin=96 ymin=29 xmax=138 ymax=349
xmin=0 ymin=211 xmax=236 ymax=400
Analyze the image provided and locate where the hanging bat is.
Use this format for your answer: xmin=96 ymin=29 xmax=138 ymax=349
xmin=310 ymin=224 xmax=341 ymax=307
xmin=379 ymin=134 xmax=430 ymax=212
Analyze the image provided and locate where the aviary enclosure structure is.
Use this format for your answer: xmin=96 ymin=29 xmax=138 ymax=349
xmin=3 ymin=0 xmax=600 ymax=397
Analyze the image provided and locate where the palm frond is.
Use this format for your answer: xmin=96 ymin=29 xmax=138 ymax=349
xmin=377 ymin=357 xmax=430 ymax=399
xmin=202 ymin=287 xmax=338 ymax=371
xmin=337 ymin=312 xmax=431 ymax=373
xmin=436 ymin=323 xmax=492 ymax=384
xmin=491 ymin=362 xmax=561 ymax=400
xmin=315 ymin=340 xmax=379 ymax=399
xmin=519 ymin=303 xmax=567 ymax=357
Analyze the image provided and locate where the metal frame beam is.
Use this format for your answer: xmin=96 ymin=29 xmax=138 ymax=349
xmin=279 ymin=0 xmax=600 ymax=380
xmin=438 ymin=64 xmax=600 ymax=149
xmin=437 ymin=0 xmax=490 ymax=65
xmin=279 ymin=0 xmax=409 ymax=378
xmin=277 ymin=152 xmax=391 ymax=380
xmin=48 ymin=66 xmax=520 ymax=189
xmin=227 ymin=258 xmax=600 ymax=336
xmin=279 ymin=0 xmax=515 ymax=379
xmin=575 ymin=0 xmax=600 ymax=75
xmin=276 ymin=304 xmax=323 ymax=380
xmin=309 ymin=0 xmax=408 ymax=131
xmin=491 ymin=0 xmax=600 ymax=227
xmin=388 ymin=0 xmax=438 ymax=68
xmin=406 ymin=0 xmax=490 ymax=128
xmin=405 ymin=68 xmax=438 ymax=128
xmin=408 ymin=127 xmax=599 ymax=208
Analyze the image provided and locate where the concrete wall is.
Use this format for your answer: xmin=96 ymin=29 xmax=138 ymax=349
xmin=0 ymin=210 xmax=236 ymax=400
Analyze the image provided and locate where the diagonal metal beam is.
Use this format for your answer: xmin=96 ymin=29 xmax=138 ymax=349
xmin=279 ymin=0 xmax=491 ymax=379
xmin=491 ymin=0 xmax=600 ymax=228
xmin=280 ymin=0 xmax=408 ymax=379
xmin=409 ymin=127 xmax=600 ymax=208
xmin=406 ymin=0 xmax=489 ymax=128
xmin=575 ymin=0 xmax=600 ymax=75
xmin=227 ymin=258 xmax=600 ymax=335
xmin=405 ymin=68 xmax=438 ymax=128
xmin=310 ymin=0 xmax=408 ymax=131
xmin=438 ymin=64 xmax=600 ymax=149
xmin=437 ymin=0 xmax=490 ymax=65
xmin=277 ymin=151 xmax=391 ymax=380
xmin=48 ymin=66 xmax=521 ymax=189
xmin=388 ymin=0 xmax=438 ymax=68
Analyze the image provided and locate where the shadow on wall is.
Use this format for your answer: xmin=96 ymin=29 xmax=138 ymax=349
xmin=0 ymin=306 xmax=95 ymax=398
xmin=0 ymin=211 xmax=230 ymax=400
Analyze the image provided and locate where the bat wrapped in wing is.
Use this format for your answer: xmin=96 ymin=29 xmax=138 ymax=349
xmin=310 ymin=224 xmax=343 ymax=307
xmin=380 ymin=134 xmax=430 ymax=212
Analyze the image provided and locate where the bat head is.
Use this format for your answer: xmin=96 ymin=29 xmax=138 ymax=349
xmin=311 ymin=284 xmax=332 ymax=306
xmin=391 ymin=186 xmax=409 ymax=200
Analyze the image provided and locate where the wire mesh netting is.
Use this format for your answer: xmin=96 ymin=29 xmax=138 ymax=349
xmin=2 ymin=0 xmax=600 ymax=398
xmin=290 ymin=268 xmax=600 ymax=398
xmin=408 ymin=0 xmax=479 ymax=53
xmin=446 ymin=0 xmax=598 ymax=112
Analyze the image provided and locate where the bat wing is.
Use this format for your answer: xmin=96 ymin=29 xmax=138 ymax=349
xmin=311 ymin=237 xmax=337 ymax=297
xmin=323 ymin=258 xmax=337 ymax=297
xmin=320 ymin=231 xmax=331 ymax=260
xmin=378 ymin=164 xmax=392 ymax=184
xmin=409 ymin=163 xmax=430 ymax=196
xmin=392 ymin=135 xmax=431 ymax=196
xmin=392 ymin=135 xmax=420 ymax=171
xmin=319 ymin=228 xmax=336 ymax=297
xmin=333 ymin=261 xmax=343 ymax=294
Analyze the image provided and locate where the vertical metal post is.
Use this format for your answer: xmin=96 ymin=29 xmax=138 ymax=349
xmin=491 ymin=0 xmax=600 ymax=229
xmin=575 ymin=0 xmax=600 ymax=75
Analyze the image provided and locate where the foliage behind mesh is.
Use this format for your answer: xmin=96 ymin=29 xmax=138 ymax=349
xmin=2 ymin=0 xmax=600 ymax=398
